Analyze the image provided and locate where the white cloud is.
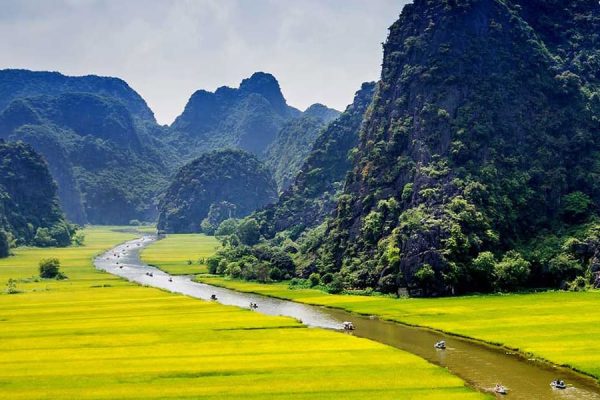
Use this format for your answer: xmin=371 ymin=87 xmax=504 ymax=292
xmin=0 ymin=0 xmax=407 ymax=124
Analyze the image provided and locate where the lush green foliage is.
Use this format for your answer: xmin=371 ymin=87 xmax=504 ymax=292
xmin=157 ymin=149 xmax=277 ymax=233
xmin=0 ymin=79 xmax=173 ymax=224
xmin=0 ymin=227 xmax=484 ymax=400
xmin=0 ymin=140 xmax=74 ymax=252
xmin=253 ymin=82 xmax=375 ymax=240
xmin=39 ymin=257 xmax=63 ymax=279
xmin=300 ymin=0 xmax=600 ymax=295
xmin=264 ymin=103 xmax=339 ymax=191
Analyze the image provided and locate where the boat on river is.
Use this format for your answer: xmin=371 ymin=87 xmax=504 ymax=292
xmin=551 ymin=380 xmax=567 ymax=389
xmin=494 ymin=384 xmax=508 ymax=395
xmin=342 ymin=321 xmax=355 ymax=330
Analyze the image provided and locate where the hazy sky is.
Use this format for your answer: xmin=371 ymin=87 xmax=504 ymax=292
xmin=0 ymin=0 xmax=408 ymax=124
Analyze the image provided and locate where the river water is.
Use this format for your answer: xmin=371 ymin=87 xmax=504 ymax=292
xmin=94 ymin=235 xmax=600 ymax=399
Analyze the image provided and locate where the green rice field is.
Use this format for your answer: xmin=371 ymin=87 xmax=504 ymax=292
xmin=141 ymin=233 xmax=220 ymax=274
xmin=142 ymin=234 xmax=600 ymax=381
xmin=197 ymin=276 xmax=600 ymax=380
xmin=0 ymin=227 xmax=484 ymax=399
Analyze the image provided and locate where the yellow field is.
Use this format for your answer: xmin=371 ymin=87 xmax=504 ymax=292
xmin=140 ymin=233 xmax=600 ymax=381
xmin=141 ymin=234 xmax=221 ymax=274
xmin=197 ymin=276 xmax=600 ymax=380
xmin=0 ymin=227 xmax=485 ymax=399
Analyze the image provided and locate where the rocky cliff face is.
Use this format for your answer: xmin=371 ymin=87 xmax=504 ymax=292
xmin=264 ymin=103 xmax=340 ymax=191
xmin=157 ymin=149 xmax=277 ymax=233
xmin=316 ymin=0 xmax=600 ymax=295
xmin=255 ymin=82 xmax=375 ymax=238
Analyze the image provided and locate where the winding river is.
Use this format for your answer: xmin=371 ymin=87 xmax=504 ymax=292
xmin=95 ymin=235 xmax=600 ymax=399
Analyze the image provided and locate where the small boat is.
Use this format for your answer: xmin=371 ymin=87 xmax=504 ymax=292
xmin=551 ymin=380 xmax=567 ymax=389
xmin=168 ymin=277 xmax=173 ymax=282
xmin=434 ymin=340 xmax=446 ymax=349
xmin=210 ymin=294 xmax=218 ymax=301
xmin=342 ymin=321 xmax=355 ymax=330
xmin=494 ymin=384 xmax=508 ymax=395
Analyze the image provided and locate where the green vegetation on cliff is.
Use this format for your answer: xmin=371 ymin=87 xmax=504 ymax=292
xmin=169 ymin=72 xmax=300 ymax=159
xmin=211 ymin=0 xmax=600 ymax=297
xmin=0 ymin=70 xmax=173 ymax=224
xmin=157 ymin=149 xmax=277 ymax=233
xmin=0 ymin=140 xmax=73 ymax=254
xmin=264 ymin=103 xmax=339 ymax=191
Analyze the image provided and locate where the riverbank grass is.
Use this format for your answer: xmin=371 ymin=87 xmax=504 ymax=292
xmin=141 ymin=233 xmax=220 ymax=274
xmin=196 ymin=275 xmax=600 ymax=380
xmin=0 ymin=227 xmax=485 ymax=399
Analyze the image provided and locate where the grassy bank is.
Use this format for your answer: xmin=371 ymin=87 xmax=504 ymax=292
xmin=141 ymin=233 xmax=220 ymax=274
xmin=0 ymin=227 xmax=484 ymax=399
xmin=196 ymin=275 xmax=600 ymax=380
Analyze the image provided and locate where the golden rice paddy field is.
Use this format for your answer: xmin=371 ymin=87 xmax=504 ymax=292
xmin=143 ymin=233 xmax=600 ymax=381
xmin=141 ymin=233 xmax=220 ymax=274
xmin=0 ymin=227 xmax=484 ymax=399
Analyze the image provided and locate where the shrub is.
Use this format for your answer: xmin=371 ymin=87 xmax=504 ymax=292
xmin=206 ymin=255 xmax=221 ymax=274
xmin=561 ymin=192 xmax=593 ymax=222
xmin=414 ymin=264 xmax=435 ymax=287
xmin=215 ymin=219 xmax=239 ymax=236
xmin=39 ymin=258 xmax=65 ymax=279
xmin=327 ymin=274 xmax=344 ymax=294
xmin=236 ymin=219 xmax=260 ymax=246
xmin=320 ymin=273 xmax=334 ymax=285
xmin=200 ymin=219 xmax=216 ymax=235
xmin=308 ymin=273 xmax=321 ymax=287
xmin=5 ymin=278 xmax=19 ymax=294
xmin=547 ymin=254 xmax=583 ymax=286
xmin=34 ymin=228 xmax=57 ymax=247
xmin=72 ymin=231 xmax=85 ymax=246
xmin=494 ymin=251 xmax=530 ymax=290
xmin=567 ymin=275 xmax=589 ymax=292
xmin=129 ymin=219 xmax=142 ymax=226
xmin=470 ymin=251 xmax=496 ymax=291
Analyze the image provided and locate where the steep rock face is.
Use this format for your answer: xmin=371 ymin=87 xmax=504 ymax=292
xmin=256 ymin=83 xmax=375 ymax=237
xmin=0 ymin=69 xmax=155 ymax=122
xmin=169 ymin=72 xmax=300 ymax=158
xmin=157 ymin=149 xmax=277 ymax=233
xmin=264 ymin=103 xmax=340 ymax=191
xmin=0 ymin=140 xmax=71 ymax=250
xmin=318 ymin=0 xmax=600 ymax=294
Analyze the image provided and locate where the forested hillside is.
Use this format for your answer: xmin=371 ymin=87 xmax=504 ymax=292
xmin=0 ymin=90 xmax=172 ymax=224
xmin=254 ymin=82 xmax=375 ymax=239
xmin=169 ymin=72 xmax=300 ymax=159
xmin=212 ymin=0 xmax=600 ymax=296
xmin=157 ymin=149 xmax=277 ymax=234
xmin=264 ymin=103 xmax=339 ymax=191
xmin=0 ymin=140 xmax=73 ymax=256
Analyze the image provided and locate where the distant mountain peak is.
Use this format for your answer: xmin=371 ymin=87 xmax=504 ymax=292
xmin=302 ymin=103 xmax=340 ymax=123
xmin=239 ymin=72 xmax=288 ymax=115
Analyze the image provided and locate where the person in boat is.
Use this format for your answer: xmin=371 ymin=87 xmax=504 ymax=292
xmin=168 ymin=277 xmax=173 ymax=282
xmin=210 ymin=294 xmax=217 ymax=300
